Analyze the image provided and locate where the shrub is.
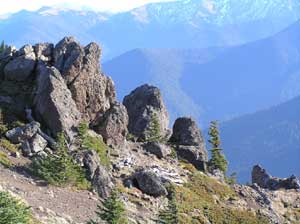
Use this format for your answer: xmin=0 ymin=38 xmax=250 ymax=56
xmin=158 ymin=185 xmax=179 ymax=224
xmin=88 ymin=190 xmax=127 ymax=224
xmin=29 ymin=133 xmax=90 ymax=189
xmin=79 ymin=123 xmax=110 ymax=168
xmin=0 ymin=139 xmax=18 ymax=153
xmin=0 ymin=152 xmax=11 ymax=168
xmin=0 ymin=191 xmax=32 ymax=224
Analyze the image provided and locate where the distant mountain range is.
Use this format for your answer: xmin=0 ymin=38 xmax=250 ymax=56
xmin=219 ymin=95 xmax=300 ymax=183
xmin=0 ymin=0 xmax=300 ymax=59
xmin=104 ymin=20 xmax=300 ymax=126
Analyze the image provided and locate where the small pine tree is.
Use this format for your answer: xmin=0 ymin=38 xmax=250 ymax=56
xmin=30 ymin=133 xmax=89 ymax=189
xmin=88 ymin=190 xmax=127 ymax=224
xmin=158 ymin=185 xmax=179 ymax=224
xmin=147 ymin=113 xmax=161 ymax=141
xmin=0 ymin=191 xmax=32 ymax=224
xmin=208 ymin=121 xmax=228 ymax=173
xmin=0 ymin=41 xmax=7 ymax=54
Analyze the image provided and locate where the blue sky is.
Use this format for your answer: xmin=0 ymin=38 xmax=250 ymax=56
xmin=0 ymin=0 xmax=178 ymax=15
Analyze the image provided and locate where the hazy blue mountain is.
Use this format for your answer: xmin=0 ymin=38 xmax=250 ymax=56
xmin=104 ymin=20 xmax=300 ymax=127
xmin=1 ymin=0 xmax=300 ymax=59
xmin=218 ymin=95 xmax=300 ymax=183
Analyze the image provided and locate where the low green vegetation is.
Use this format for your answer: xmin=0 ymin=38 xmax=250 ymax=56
xmin=0 ymin=139 xmax=18 ymax=153
xmin=88 ymin=190 xmax=127 ymax=224
xmin=78 ymin=123 xmax=110 ymax=167
xmin=0 ymin=191 xmax=32 ymax=224
xmin=29 ymin=133 xmax=90 ymax=189
xmin=175 ymin=171 xmax=269 ymax=224
xmin=0 ymin=151 xmax=11 ymax=168
xmin=158 ymin=185 xmax=179 ymax=224
xmin=208 ymin=121 xmax=228 ymax=173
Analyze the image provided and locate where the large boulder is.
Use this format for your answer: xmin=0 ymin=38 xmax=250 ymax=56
xmin=93 ymin=103 xmax=128 ymax=148
xmin=170 ymin=117 xmax=208 ymax=171
xmin=176 ymin=145 xmax=207 ymax=171
xmin=82 ymin=150 xmax=101 ymax=180
xmin=132 ymin=169 xmax=167 ymax=197
xmin=92 ymin=166 xmax=114 ymax=199
xmin=170 ymin=117 xmax=204 ymax=146
xmin=4 ymin=45 xmax=36 ymax=81
xmin=123 ymin=84 xmax=169 ymax=141
xmin=142 ymin=141 xmax=172 ymax=159
xmin=33 ymin=63 xmax=81 ymax=140
xmin=53 ymin=37 xmax=116 ymax=122
xmin=252 ymin=165 xmax=300 ymax=190
xmin=81 ymin=150 xmax=113 ymax=198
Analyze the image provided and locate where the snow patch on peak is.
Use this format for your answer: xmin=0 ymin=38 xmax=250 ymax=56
xmin=39 ymin=7 xmax=70 ymax=16
xmin=131 ymin=6 xmax=149 ymax=24
xmin=202 ymin=0 xmax=216 ymax=14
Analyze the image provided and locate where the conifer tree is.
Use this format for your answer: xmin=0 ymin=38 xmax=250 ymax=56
xmin=208 ymin=121 xmax=228 ymax=173
xmin=0 ymin=41 xmax=7 ymax=53
xmin=30 ymin=133 xmax=89 ymax=188
xmin=147 ymin=113 xmax=161 ymax=141
xmin=88 ymin=190 xmax=127 ymax=224
xmin=158 ymin=185 xmax=179 ymax=224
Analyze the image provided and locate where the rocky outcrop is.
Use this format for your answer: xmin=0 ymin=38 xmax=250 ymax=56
xmin=170 ymin=117 xmax=204 ymax=146
xmin=53 ymin=37 xmax=116 ymax=122
xmin=93 ymin=103 xmax=128 ymax=148
xmin=34 ymin=43 xmax=53 ymax=62
xmin=132 ymin=169 xmax=167 ymax=197
xmin=0 ymin=37 xmax=117 ymax=144
xmin=142 ymin=142 xmax=172 ymax=159
xmin=4 ymin=45 xmax=36 ymax=82
xmin=252 ymin=165 xmax=300 ymax=190
xmin=0 ymin=46 xmax=16 ymax=79
xmin=123 ymin=84 xmax=169 ymax=141
xmin=170 ymin=117 xmax=208 ymax=171
xmin=5 ymin=121 xmax=51 ymax=157
xmin=33 ymin=64 xmax=81 ymax=140
xmin=5 ymin=121 xmax=40 ymax=144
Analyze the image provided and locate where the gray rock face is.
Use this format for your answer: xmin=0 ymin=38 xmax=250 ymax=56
xmin=93 ymin=103 xmax=128 ymax=148
xmin=29 ymin=134 xmax=48 ymax=153
xmin=123 ymin=84 xmax=169 ymax=141
xmin=142 ymin=142 xmax=172 ymax=159
xmin=82 ymin=150 xmax=101 ymax=180
xmin=252 ymin=165 xmax=300 ymax=190
xmin=92 ymin=166 xmax=114 ymax=199
xmin=170 ymin=117 xmax=204 ymax=146
xmin=0 ymin=46 xmax=16 ymax=78
xmin=53 ymin=37 xmax=116 ymax=122
xmin=170 ymin=117 xmax=208 ymax=171
xmin=34 ymin=43 xmax=53 ymax=62
xmin=4 ymin=45 xmax=36 ymax=81
xmin=132 ymin=170 xmax=167 ymax=197
xmin=33 ymin=63 xmax=81 ymax=140
xmin=5 ymin=121 xmax=40 ymax=144
xmin=176 ymin=145 xmax=207 ymax=171
xmin=81 ymin=150 xmax=113 ymax=198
